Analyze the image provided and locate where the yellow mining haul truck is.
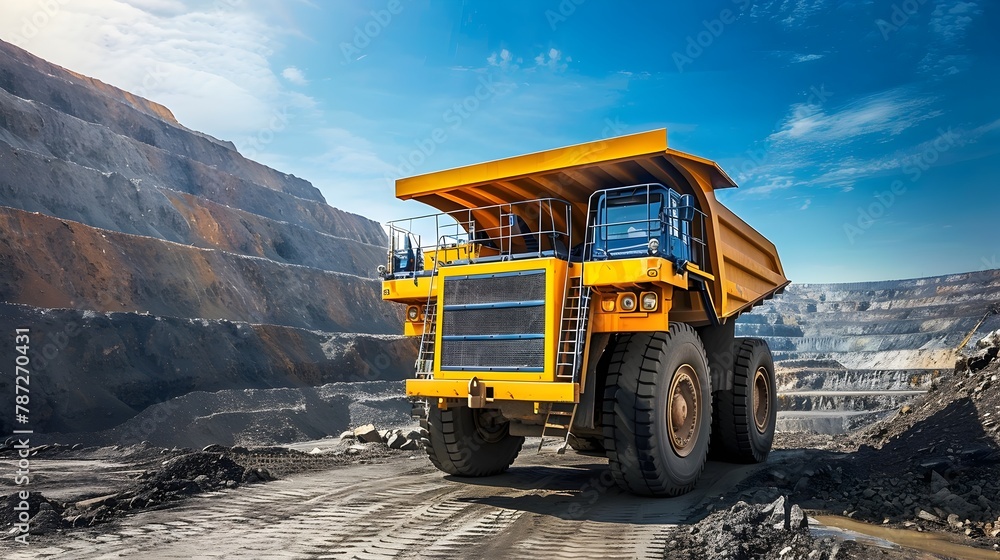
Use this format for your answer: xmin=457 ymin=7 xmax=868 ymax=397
xmin=379 ymin=129 xmax=789 ymax=497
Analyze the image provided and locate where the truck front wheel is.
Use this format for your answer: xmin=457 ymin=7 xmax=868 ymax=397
xmin=602 ymin=324 xmax=712 ymax=497
xmin=418 ymin=404 xmax=524 ymax=477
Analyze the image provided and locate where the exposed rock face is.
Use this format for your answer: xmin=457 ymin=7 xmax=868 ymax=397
xmin=0 ymin=39 xmax=414 ymax=437
xmin=0 ymin=207 xmax=395 ymax=332
xmin=738 ymin=269 xmax=1000 ymax=433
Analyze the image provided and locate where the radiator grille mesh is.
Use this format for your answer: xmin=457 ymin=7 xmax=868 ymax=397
xmin=444 ymin=272 xmax=546 ymax=305
xmin=439 ymin=270 xmax=546 ymax=371
xmin=440 ymin=339 xmax=545 ymax=371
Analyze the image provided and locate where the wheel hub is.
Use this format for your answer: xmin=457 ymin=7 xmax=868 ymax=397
xmin=753 ymin=366 xmax=770 ymax=433
xmin=667 ymin=364 xmax=701 ymax=458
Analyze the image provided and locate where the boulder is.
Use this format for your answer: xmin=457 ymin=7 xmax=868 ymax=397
xmin=917 ymin=509 xmax=941 ymax=523
xmin=789 ymin=504 xmax=808 ymax=529
xmin=354 ymin=424 xmax=381 ymax=443
xmin=75 ymin=493 xmax=119 ymax=510
xmin=387 ymin=434 xmax=406 ymax=449
xmin=764 ymin=496 xmax=788 ymax=530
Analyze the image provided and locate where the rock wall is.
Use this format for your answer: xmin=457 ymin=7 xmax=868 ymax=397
xmin=0 ymin=39 xmax=415 ymax=437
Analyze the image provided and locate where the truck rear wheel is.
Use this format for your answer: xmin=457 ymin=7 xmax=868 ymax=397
xmin=418 ymin=403 xmax=524 ymax=477
xmin=602 ymin=324 xmax=712 ymax=497
xmin=713 ymin=338 xmax=776 ymax=463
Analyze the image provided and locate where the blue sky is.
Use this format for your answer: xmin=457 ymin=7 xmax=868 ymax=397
xmin=1 ymin=0 xmax=997 ymax=282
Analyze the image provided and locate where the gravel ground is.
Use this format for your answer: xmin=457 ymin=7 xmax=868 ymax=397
xmin=0 ymin=431 xmax=410 ymax=539
xmin=2 ymin=334 xmax=998 ymax=557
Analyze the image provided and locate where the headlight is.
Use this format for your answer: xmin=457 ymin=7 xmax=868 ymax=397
xmin=641 ymin=292 xmax=658 ymax=311
xmin=406 ymin=306 xmax=420 ymax=321
xmin=619 ymin=293 xmax=636 ymax=312
xmin=601 ymin=298 xmax=616 ymax=312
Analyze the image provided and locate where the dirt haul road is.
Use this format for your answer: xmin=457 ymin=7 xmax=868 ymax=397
xmin=3 ymin=448 xmax=768 ymax=559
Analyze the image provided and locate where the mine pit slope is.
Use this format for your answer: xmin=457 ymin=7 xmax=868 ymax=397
xmin=0 ymin=38 xmax=415 ymax=438
xmin=738 ymin=269 xmax=1000 ymax=433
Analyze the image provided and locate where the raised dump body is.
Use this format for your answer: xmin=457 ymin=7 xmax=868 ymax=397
xmin=381 ymin=129 xmax=789 ymax=496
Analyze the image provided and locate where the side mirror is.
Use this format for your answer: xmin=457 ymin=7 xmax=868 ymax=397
xmin=678 ymin=194 xmax=696 ymax=222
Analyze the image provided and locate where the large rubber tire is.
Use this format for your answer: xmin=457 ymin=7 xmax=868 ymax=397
xmin=417 ymin=404 xmax=524 ymax=477
xmin=602 ymin=324 xmax=712 ymax=497
xmin=713 ymin=337 xmax=776 ymax=464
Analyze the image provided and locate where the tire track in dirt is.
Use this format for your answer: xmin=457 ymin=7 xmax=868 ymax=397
xmin=2 ymin=452 xmax=769 ymax=559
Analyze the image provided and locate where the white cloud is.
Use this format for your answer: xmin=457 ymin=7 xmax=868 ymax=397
xmin=742 ymin=176 xmax=795 ymax=196
xmin=486 ymin=47 xmax=572 ymax=74
xmin=740 ymin=110 xmax=1000 ymax=196
xmin=0 ymin=0 xmax=314 ymax=141
xmin=919 ymin=1 xmax=981 ymax=78
xmin=769 ymin=90 xmax=939 ymax=144
xmin=534 ymin=48 xmax=570 ymax=72
xmin=486 ymin=48 xmax=520 ymax=72
xmin=752 ymin=0 xmax=832 ymax=27
xmin=282 ymin=66 xmax=308 ymax=86
xmin=799 ymin=198 xmax=811 ymax=210
xmin=929 ymin=1 xmax=979 ymax=43
xmin=791 ymin=53 xmax=823 ymax=63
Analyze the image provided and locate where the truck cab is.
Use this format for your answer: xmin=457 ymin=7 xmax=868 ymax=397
xmin=381 ymin=129 xmax=789 ymax=496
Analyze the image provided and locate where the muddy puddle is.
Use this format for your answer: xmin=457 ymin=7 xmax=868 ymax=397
xmin=813 ymin=514 xmax=1000 ymax=559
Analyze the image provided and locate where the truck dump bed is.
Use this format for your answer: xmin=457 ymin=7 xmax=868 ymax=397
xmin=396 ymin=129 xmax=789 ymax=319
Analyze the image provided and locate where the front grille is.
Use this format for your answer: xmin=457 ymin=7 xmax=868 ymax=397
xmin=439 ymin=270 xmax=546 ymax=372
xmin=441 ymin=306 xmax=546 ymax=336
xmin=444 ymin=271 xmax=546 ymax=305
xmin=440 ymin=339 xmax=545 ymax=371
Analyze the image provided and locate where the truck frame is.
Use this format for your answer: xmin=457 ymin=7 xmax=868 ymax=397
xmin=380 ymin=129 xmax=789 ymax=497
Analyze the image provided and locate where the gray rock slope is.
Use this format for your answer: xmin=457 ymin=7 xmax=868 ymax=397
xmin=0 ymin=39 xmax=415 ymax=437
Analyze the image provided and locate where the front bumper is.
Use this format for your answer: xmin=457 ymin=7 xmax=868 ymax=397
xmin=406 ymin=378 xmax=578 ymax=403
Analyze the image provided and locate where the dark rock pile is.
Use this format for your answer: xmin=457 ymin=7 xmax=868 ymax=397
xmin=662 ymin=497 xmax=877 ymax=560
xmin=742 ymin=328 xmax=1000 ymax=551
